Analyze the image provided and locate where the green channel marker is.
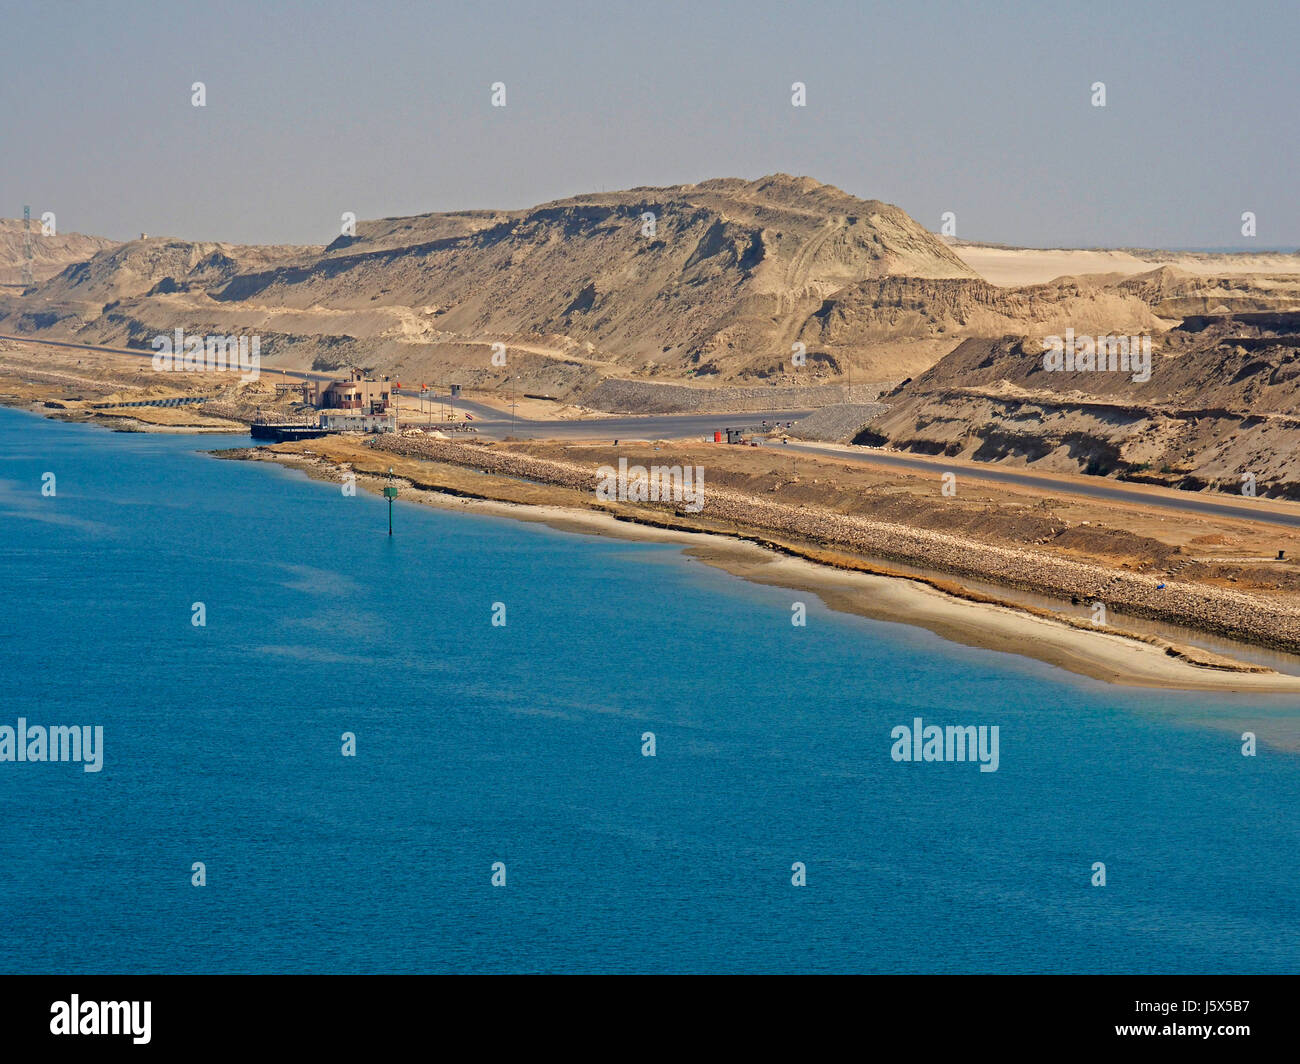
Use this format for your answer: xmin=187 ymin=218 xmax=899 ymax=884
xmin=383 ymin=467 xmax=398 ymax=535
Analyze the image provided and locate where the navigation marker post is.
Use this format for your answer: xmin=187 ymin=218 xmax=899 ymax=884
xmin=383 ymin=466 xmax=398 ymax=536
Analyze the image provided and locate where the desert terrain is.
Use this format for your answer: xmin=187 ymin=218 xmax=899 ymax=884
xmin=5 ymin=174 xmax=1300 ymax=685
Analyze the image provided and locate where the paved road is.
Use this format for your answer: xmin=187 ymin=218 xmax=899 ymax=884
xmin=786 ymin=441 xmax=1300 ymax=531
xmin=0 ymin=332 xmax=335 ymax=382
xmin=4 ymin=333 xmax=807 ymax=440
xmin=466 ymin=408 xmax=813 ymax=441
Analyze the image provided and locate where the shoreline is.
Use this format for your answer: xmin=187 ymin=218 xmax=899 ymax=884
xmin=221 ymin=442 xmax=1300 ymax=693
xmin=8 ymin=388 xmax=1300 ymax=692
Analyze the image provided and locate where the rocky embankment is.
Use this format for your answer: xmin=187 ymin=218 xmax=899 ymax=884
xmin=367 ymin=434 xmax=1300 ymax=654
xmin=581 ymin=379 xmax=889 ymax=413
xmin=786 ymin=403 xmax=888 ymax=441
xmin=868 ymin=318 xmax=1300 ymax=496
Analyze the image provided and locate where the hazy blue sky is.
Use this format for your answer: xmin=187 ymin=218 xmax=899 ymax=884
xmin=2 ymin=0 xmax=1296 ymax=248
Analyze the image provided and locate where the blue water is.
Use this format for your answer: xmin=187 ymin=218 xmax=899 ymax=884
xmin=2 ymin=405 xmax=1298 ymax=974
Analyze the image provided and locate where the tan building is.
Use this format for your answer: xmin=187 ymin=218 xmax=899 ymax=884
xmin=302 ymin=369 xmax=392 ymax=413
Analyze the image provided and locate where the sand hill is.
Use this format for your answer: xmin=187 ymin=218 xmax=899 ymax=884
xmin=0 ymin=218 xmax=118 ymax=287
xmin=3 ymin=179 xmax=1300 ymax=417
xmin=0 ymin=176 xmax=987 ymax=399
xmin=949 ymin=240 xmax=1300 ymax=286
